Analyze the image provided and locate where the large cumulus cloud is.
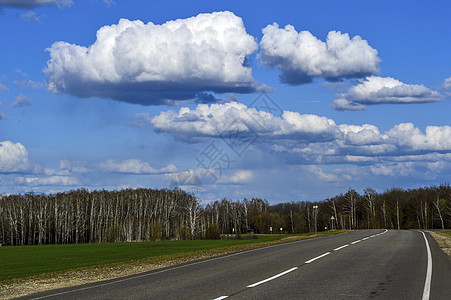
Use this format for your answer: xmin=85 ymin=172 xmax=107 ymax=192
xmin=44 ymin=11 xmax=263 ymax=105
xmin=332 ymin=76 xmax=444 ymax=110
xmin=259 ymin=23 xmax=380 ymax=84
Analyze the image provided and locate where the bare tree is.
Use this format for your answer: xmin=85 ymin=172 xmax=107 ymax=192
xmin=433 ymin=196 xmax=446 ymax=230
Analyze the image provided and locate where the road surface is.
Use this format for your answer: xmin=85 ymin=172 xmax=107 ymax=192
xmin=24 ymin=230 xmax=451 ymax=299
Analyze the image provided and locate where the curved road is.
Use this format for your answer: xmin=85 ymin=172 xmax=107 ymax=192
xmin=24 ymin=230 xmax=451 ymax=299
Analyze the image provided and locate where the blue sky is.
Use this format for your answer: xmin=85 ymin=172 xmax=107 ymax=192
xmin=1 ymin=0 xmax=451 ymax=203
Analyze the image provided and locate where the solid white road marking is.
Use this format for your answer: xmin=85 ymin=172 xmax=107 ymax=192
xmin=304 ymin=252 xmax=331 ymax=264
xmin=213 ymin=296 xmax=229 ymax=300
xmin=247 ymin=267 xmax=298 ymax=288
xmin=333 ymin=244 xmax=349 ymax=251
xmin=420 ymin=231 xmax=432 ymax=300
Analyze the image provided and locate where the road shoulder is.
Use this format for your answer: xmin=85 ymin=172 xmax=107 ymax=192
xmin=427 ymin=230 xmax=451 ymax=260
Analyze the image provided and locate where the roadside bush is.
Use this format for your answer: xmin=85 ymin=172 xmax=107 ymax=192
xmin=205 ymin=223 xmax=221 ymax=239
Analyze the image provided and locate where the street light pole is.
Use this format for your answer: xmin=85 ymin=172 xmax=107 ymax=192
xmin=313 ymin=205 xmax=318 ymax=235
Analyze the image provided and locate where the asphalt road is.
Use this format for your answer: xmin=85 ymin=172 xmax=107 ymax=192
xmin=24 ymin=230 xmax=451 ymax=300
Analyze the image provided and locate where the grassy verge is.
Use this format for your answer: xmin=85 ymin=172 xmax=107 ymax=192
xmin=427 ymin=230 xmax=451 ymax=259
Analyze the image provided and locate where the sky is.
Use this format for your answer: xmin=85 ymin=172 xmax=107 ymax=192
xmin=1 ymin=0 xmax=451 ymax=203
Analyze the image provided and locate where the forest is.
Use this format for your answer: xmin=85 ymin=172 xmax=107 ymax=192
xmin=0 ymin=184 xmax=450 ymax=246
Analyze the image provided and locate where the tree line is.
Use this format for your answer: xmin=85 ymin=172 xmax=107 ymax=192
xmin=0 ymin=184 xmax=450 ymax=246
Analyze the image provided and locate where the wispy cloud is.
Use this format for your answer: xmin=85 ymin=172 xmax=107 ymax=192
xmin=10 ymin=95 xmax=32 ymax=107
xmin=15 ymin=175 xmax=79 ymax=186
xmin=21 ymin=11 xmax=41 ymax=22
xmin=100 ymin=159 xmax=177 ymax=174
xmin=0 ymin=81 xmax=8 ymax=91
xmin=14 ymin=79 xmax=44 ymax=89
xmin=60 ymin=159 xmax=91 ymax=173
xmin=102 ymin=0 xmax=114 ymax=6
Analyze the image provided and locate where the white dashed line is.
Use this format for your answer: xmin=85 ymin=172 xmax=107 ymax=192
xmin=247 ymin=267 xmax=298 ymax=288
xmin=351 ymin=240 xmax=361 ymax=244
xmin=213 ymin=296 xmax=229 ymax=300
xmin=305 ymin=252 xmax=331 ymax=264
xmin=333 ymin=244 xmax=349 ymax=251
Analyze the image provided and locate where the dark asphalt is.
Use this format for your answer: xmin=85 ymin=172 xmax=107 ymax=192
xmin=22 ymin=230 xmax=451 ymax=300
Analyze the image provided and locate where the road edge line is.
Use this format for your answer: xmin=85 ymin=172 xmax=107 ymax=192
xmin=419 ymin=230 xmax=432 ymax=300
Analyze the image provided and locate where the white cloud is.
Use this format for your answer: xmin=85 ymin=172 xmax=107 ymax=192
xmin=15 ymin=175 xmax=79 ymax=186
xmin=370 ymin=162 xmax=414 ymax=177
xmin=100 ymin=159 xmax=177 ymax=174
xmin=331 ymin=98 xmax=366 ymax=111
xmin=339 ymin=124 xmax=385 ymax=145
xmin=149 ymin=102 xmax=451 ymax=167
xmin=0 ymin=141 xmax=30 ymax=173
xmin=259 ymin=23 xmax=380 ymax=84
xmin=0 ymin=112 xmax=6 ymax=120
xmin=21 ymin=11 xmax=40 ymax=22
xmin=0 ymin=82 xmax=8 ymax=91
xmin=44 ymin=11 xmax=263 ymax=105
xmin=387 ymin=123 xmax=451 ymax=152
xmin=11 ymin=95 xmax=32 ymax=107
xmin=218 ymin=169 xmax=253 ymax=184
xmin=332 ymin=76 xmax=444 ymax=110
xmin=443 ymin=76 xmax=451 ymax=90
xmin=14 ymin=79 xmax=44 ymax=89
xmin=150 ymin=101 xmax=339 ymax=143
xmin=168 ymin=170 xmax=203 ymax=189
xmin=0 ymin=0 xmax=72 ymax=9
xmin=301 ymin=165 xmax=340 ymax=182
xmin=60 ymin=159 xmax=91 ymax=173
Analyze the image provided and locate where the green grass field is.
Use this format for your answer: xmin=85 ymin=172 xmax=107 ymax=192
xmin=0 ymin=231 xmax=348 ymax=282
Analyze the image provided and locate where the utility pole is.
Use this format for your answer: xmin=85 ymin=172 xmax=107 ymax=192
xmin=313 ymin=205 xmax=318 ymax=235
